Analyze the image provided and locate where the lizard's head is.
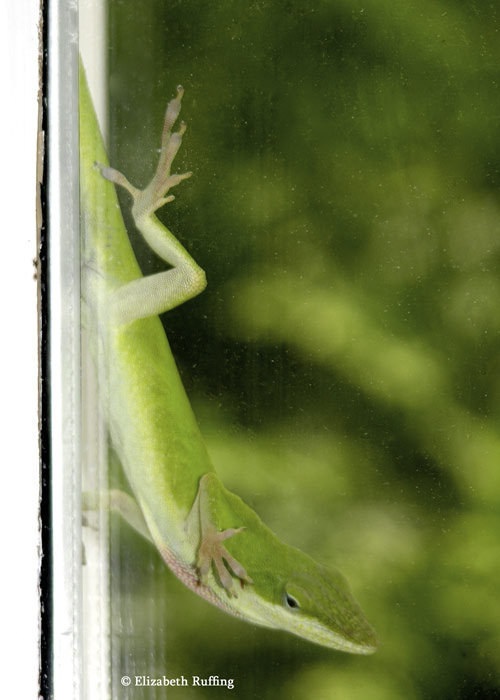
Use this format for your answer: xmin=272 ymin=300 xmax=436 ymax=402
xmin=277 ymin=561 xmax=379 ymax=653
xmin=236 ymin=550 xmax=379 ymax=654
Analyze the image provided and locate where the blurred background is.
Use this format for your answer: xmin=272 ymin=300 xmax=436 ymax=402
xmin=100 ymin=1 xmax=500 ymax=697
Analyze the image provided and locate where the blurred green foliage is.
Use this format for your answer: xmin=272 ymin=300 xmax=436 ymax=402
xmin=101 ymin=0 xmax=500 ymax=697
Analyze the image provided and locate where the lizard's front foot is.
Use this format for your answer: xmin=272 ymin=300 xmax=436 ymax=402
xmin=195 ymin=473 xmax=254 ymax=597
xmin=197 ymin=524 xmax=254 ymax=597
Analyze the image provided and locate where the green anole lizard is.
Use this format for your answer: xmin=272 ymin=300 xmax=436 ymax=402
xmin=80 ymin=63 xmax=378 ymax=654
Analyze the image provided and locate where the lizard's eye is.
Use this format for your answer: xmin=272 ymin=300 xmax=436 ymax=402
xmin=283 ymin=592 xmax=301 ymax=610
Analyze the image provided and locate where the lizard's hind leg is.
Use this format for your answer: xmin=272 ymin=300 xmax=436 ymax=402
xmin=98 ymin=86 xmax=206 ymax=327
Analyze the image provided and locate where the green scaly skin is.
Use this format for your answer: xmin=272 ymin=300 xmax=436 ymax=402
xmin=80 ymin=60 xmax=378 ymax=654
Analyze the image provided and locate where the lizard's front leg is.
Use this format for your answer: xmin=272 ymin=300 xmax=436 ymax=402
xmin=83 ymin=489 xmax=153 ymax=543
xmin=192 ymin=473 xmax=254 ymax=598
